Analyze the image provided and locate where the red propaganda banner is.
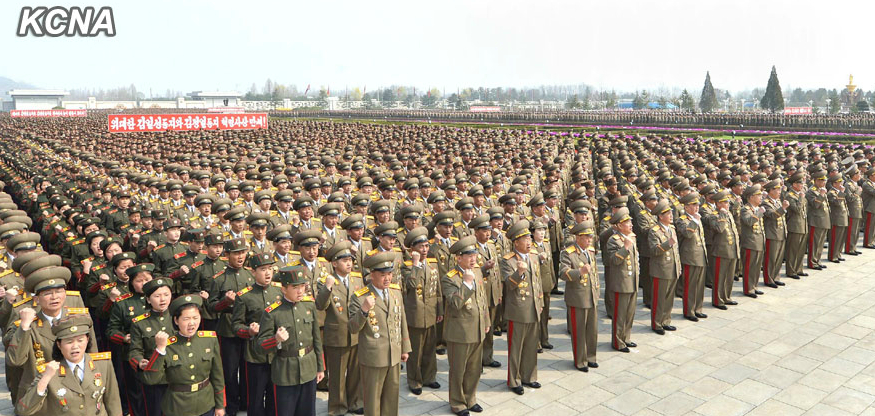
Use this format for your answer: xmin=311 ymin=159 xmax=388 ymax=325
xmin=783 ymin=107 xmax=813 ymax=115
xmin=108 ymin=113 xmax=268 ymax=133
xmin=469 ymin=106 xmax=501 ymax=113
xmin=10 ymin=109 xmax=87 ymax=118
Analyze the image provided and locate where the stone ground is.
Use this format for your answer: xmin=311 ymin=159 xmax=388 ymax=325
xmin=4 ymin=250 xmax=875 ymax=415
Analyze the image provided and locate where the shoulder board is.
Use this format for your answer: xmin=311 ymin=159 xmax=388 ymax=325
xmin=503 ymin=252 xmax=515 ymax=260
xmin=354 ymin=287 xmax=371 ymax=297
xmin=154 ymin=244 xmax=166 ymax=251
xmin=612 ymin=234 xmax=623 ymax=240
xmin=189 ymin=217 xmax=199 ymax=222
xmin=265 ymin=301 xmax=282 ymax=313
xmin=392 ymin=247 xmax=401 ymax=252
xmin=427 ymin=258 xmax=437 ymax=263
xmin=66 ymin=291 xmax=80 ymax=297
xmin=389 ymin=283 xmax=401 ymax=290
xmin=243 ymin=230 xmax=253 ymax=235
xmin=173 ymin=251 xmax=186 ymax=259
xmin=132 ymin=312 xmax=151 ymax=322
xmin=219 ymin=256 xmax=229 ymax=261
xmin=13 ymin=319 xmax=20 ymax=327
xmin=108 ymin=209 xmax=118 ymax=214
xmin=271 ymin=282 xmax=282 ymax=287
xmin=350 ymin=271 xmax=363 ymax=277
xmin=651 ymin=225 xmax=660 ymax=231
xmin=270 ymin=211 xmax=278 ymax=217
xmin=396 ymin=227 xmax=405 ymax=233
xmin=120 ymin=224 xmax=131 ymax=229
xmin=65 ymin=307 xmax=88 ymax=315
xmin=116 ymin=292 xmax=133 ymax=302
xmin=566 ymin=246 xmax=577 ymax=253
xmin=312 ymin=218 xmax=321 ymax=222
xmin=191 ymin=261 xmax=204 ymax=269
xmin=450 ymin=236 xmax=459 ymax=241
xmin=367 ymin=248 xmax=378 ymax=256
xmin=0 ymin=269 xmax=13 ymax=278
xmin=66 ymin=235 xmax=77 ymax=242
xmin=212 ymin=269 xmax=226 ymax=279
xmin=429 ymin=238 xmax=435 ymax=244
xmin=92 ymin=263 xmax=106 ymax=271
xmin=290 ymin=260 xmax=301 ymax=266
xmin=362 ymin=237 xmax=371 ymax=241
xmin=487 ymin=240 xmax=495 ymax=245
xmin=167 ymin=336 xmax=177 ymax=345
xmin=301 ymin=295 xmax=314 ymax=302
xmin=197 ymin=330 xmax=217 ymax=338
xmin=368 ymin=223 xmax=377 ymax=229
xmin=404 ymin=260 xmax=413 ymax=266
xmin=13 ymin=296 xmax=33 ymax=308
xmin=366 ymin=215 xmax=374 ymax=220
xmin=237 ymin=286 xmax=252 ymax=297
xmin=447 ymin=269 xmax=459 ymax=277
xmin=318 ymin=257 xmax=328 ymax=263
xmin=454 ymin=221 xmax=462 ymax=226
xmin=89 ymin=352 xmax=112 ymax=361
xmin=100 ymin=282 xmax=117 ymax=291
xmin=681 ymin=215 xmax=688 ymax=219
xmin=79 ymin=257 xmax=95 ymax=265
xmin=72 ymin=239 xmax=85 ymax=245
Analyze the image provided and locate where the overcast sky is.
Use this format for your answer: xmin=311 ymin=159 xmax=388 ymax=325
xmin=2 ymin=0 xmax=872 ymax=95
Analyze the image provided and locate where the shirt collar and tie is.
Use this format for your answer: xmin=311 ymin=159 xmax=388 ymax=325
xmin=66 ymin=359 xmax=85 ymax=383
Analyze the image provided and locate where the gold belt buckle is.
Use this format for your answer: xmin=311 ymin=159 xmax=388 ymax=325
xmin=190 ymin=382 xmax=200 ymax=392
xmin=299 ymin=348 xmax=306 ymax=357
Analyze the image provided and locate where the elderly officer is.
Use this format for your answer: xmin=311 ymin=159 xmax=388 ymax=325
xmin=739 ymin=185 xmax=766 ymax=298
xmin=604 ymin=208 xmax=639 ymax=352
xmin=647 ymin=200 xmax=680 ymax=335
xmin=762 ymin=180 xmax=789 ymax=288
xmin=676 ymin=193 xmax=708 ymax=320
xmin=807 ymin=170 xmax=830 ymax=270
xmin=348 ymin=252 xmax=411 ymax=416
xmin=559 ymin=221 xmax=599 ymax=371
xmin=469 ymin=214 xmax=502 ymax=368
xmin=784 ymin=173 xmax=808 ymax=279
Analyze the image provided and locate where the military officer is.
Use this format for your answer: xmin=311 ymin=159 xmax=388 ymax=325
xmin=676 ymin=193 xmax=708 ymax=320
xmin=704 ymin=191 xmax=740 ymax=309
xmin=861 ymin=168 xmax=875 ymax=248
xmin=604 ymin=208 xmax=638 ymax=352
xmin=340 ymin=214 xmax=373 ymax=276
xmin=559 ymin=221 xmax=599 ymax=371
xmin=647 ymin=200 xmax=680 ymax=334
xmin=845 ymin=167 xmax=863 ymax=256
xmin=761 ymin=180 xmax=788 ymax=288
xmin=807 ymin=171 xmax=830 ymax=270
xmin=128 ymin=277 xmax=173 ymax=416
xmin=827 ymin=175 xmax=849 ymax=262
xmin=150 ymin=218 xmax=187 ymax=281
xmin=784 ymin=173 xmax=808 ymax=279
xmin=739 ymin=185 xmax=766 ymax=298
xmin=470 ymin=214 xmax=502 ymax=368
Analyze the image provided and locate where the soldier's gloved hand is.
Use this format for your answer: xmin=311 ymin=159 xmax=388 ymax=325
xmin=275 ymin=326 xmax=289 ymax=343
xmin=362 ymin=295 xmax=376 ymax=312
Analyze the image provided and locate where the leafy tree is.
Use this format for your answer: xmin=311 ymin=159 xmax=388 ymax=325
xmin=632 ymin=91 xmax=646 ymax=109
xmin=699 ymin=71 xmax=718 ymax=112
xmin=827 ymin=90 xmax=841 ymax=114
xmin=679 ymin=89 xmax=695 ymax=111
xmin=605 ymin=90 xmax=618 ymax=109
xmin=760 ymin=66 xmax=785 ymax=112
xmin=566 ymin=94 xmax=581 ymax=109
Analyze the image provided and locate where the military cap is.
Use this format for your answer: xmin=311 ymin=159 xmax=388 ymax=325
xmin=403 ymin=227 xmax=430 ymax=248
xmin=351 ymin=194 xmax=370 ymax=207
xmin=449 ymin=235 xmax=478 ymax=255
xmin=249 ymin=252 xmax=276 ymax=269
xmin=182 ymin=228 xmax=206 ymax=243
xmin=294 ymin=229 xmax=322 ymax=247
xmin=277 ymin=265 xmax=309 ymax=286
xmin=52 ymin=314 xmax=93 ymax=340
xmin=812 ymin=170 xmax=828 ymax=181
xmin=267 ymin=224 xmax=293 ymax=241
xmin=609 ymin=195 xmax=629 ymax=208
xmin=126 ymin=263 xmax=156 ymax=278
xmin=426 ymin=191 xmax=447 ymax=204
xmin=21 ymin=254 xmax=62 ymax=277
xmin=506 ymin=220 xmax=532 ymax=241
xmin=374 ymin=221 xmax=399 ymax=237
xmin=240 ymin=181 xmax=256 ymax=192
xmin=828 ymin=174 xmax=844 ymax=184
xmin=363 ymin=251 xmax=397 ymax=272
xmin=275 ymin=190 xmax=294 ymax=202
xmin=224 ymin=207 xmax=247 ymax=222
xmin=371 ymin=200 xmax=392 ymax=214
xmin=680 ymin=192 xmax=701 ymax=205
xmin=224 ymin=237 xmax=249 ymax=253
xmin=571 ymin=220 xmax=596 ymax=236
xmin=181 ymin=185 xmax=199 ymax=197
xmin=761 ymin=180 xmax=780 ymax=191
xmin=0 ymin=210 xmax=27 ymax=221
xmin=433 ymin=211 xmax=456 ymax=226
xmin=527 ymin=193 xmax=546 ymax=208
xmin=99 ymin=236 xmax=122 ymax=252
xmin=205 ymin=233 xmax=225 ymax=246
xmin=326 ymin=241 xmax=355 ymax=261
xmin=194 ymin=194 xmax=214 ymax=207
xmin=7 ymin=231 xmax=40 ymax=252
xmin=169 ymin=294 xmax=203 ymax=317
xmin=117 ymin=189 xmax=133 ymax=198
xmin=498 ymin=194 xmax=517 ymax=205
xmin=609 ymin=207 xmax=632 ymax=224
xmin=318 ymin=202 xmax=343 ymax=217
xmin=143 ymin=277 xmax=171 ymax=297
xmin=742 ymin=184 xmax=763 ymax=200
xmin=340 ymin=214 xmax=366 ymax=230
xmin=866 ymin=168 xmax=875 ymax=178
xmin=788 ymin=172 xmax=805 ymax=184
xmin=164 ymin=217 xmax=184 ymax=230
xmin=468 ymin=214 xmax=491 ymax=230
xmin=700 ymin=184 xmax=717 ymax=196
xmin=293 ymin=196 xmax=316 ymax=211
xmin=713 ymin=190 xmax=732 ymax=202
xmin=467 ymin=185 xmax=484 ymax=197
xmin=254 ymin=190 xmax=272 ymax=203
xmin=247 ymin=212 xmax=270 ymax=227
xmin=110 ymin=252 xmax=137 ymax=268
xmin=304 ymin=178 xmax=321 ymax=191
xmin=486 ymin=206 xmax=505 ymax=220
xmin=11 ymin=250 xmax=47 ymax=273
xmin=152 ymin=209 xmax=169 ymax=220
xmin=398 ymin=205 xmax=422 ymax=219
xmin=455 ymin=197 xmax=475 ymax=211
xmin=403 ymin=178 xmax=420 ymax=190
xmin=25 ymin=266 xmax=70 ymax=294
xmin=0 ymin=222 xmax=26 ymax=240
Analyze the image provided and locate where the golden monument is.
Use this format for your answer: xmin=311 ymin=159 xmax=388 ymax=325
xmin=847 ymin=74 xmax=858 ymax=104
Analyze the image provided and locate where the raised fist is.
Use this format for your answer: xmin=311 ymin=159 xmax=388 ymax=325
xmin=43 ymin=361 xmax=60 ymax=378
xmin=324 ymin=275 xmax=335 ymax=290
xmin=275 ymin=326 xmax=289 ymax=343
xmin=362 ymin=295 xmax=376 ymax=312
xmin=179 ymin=265 xmax=190 ymax=275
xmin=154 ymin=331 xmax=169 ymax=350
xmin=225 ymin=290 xmax=236 ymax=301
xmin=249 ymin=322 xmax=260 ymax=336
xmin=19 ymin=307 xmax=37 ymax=330
xmin=410 ymin=251 xmax=421 ymax=266
xmin=463 ymin=269 xmax=475 ymax=284
xmin=100 ymin=274 xmax=110 ymax=282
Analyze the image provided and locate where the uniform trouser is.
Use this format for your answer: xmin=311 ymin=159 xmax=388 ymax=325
xmin=705 ymin=246 xmax=715 ymax=287
xmin=865 ymin=212 xmax=875 ymax=247
xmin=808 ymin=226 xmax=828 ymax=267
xmin=847 ymin=217 xmax=862 ymax=253
xmin=274 ymin=379 xmax=317 ymax=416
xmin=651 ymin=277 xmax=676 ymax=330
xmin=681 ymin=264 xmax=705 ymax=316
xmin=785 ymin=232 xmax=807 ymax=276
xmin=640 ymin=258 xmax=652 ymax=306
xmin=482 ymin=305 xmax=497 ymax=364
xmin=219 ymin=336 xmax=247 ymax=414
xmin=539 ymin=293 xmax=551 ymax=346
xmin=506 ymin=320 xmax=539 ymax=388
xmin=245 ymin=361 xmax=275 ymax=416
xmin=569 ymin=306 xmax=597 ymax=367
xmin=742 ymin=248 xmax=764 ymax=294
xmin=5 ymin=359 xmax=21 ymax=404
xmin=112 ymin=343 xmax=142 ymax=416
xmin=829 ymin=225 xmax=848 ymax=261
xmin=604 ymin=287 xmax=614 ymax=317
xmin=493 ymin=300 xmax=506 ymax=332
xmin=447 ymin=341 xmax=484 ymax=413
xmin=361 ymin=363 xmax=401 ymax=416
xmin=141 ymin=383 xmax=166 ymax=416
xmin=325 ymin=345 xmax=362 ymax=416
xmin=436 ymin=317 xmax=446 ymax=348
xmin=407 ymin=326 xmax=437 ymax=390
xmin=611 ymin=291 xmax=636 ymax=350
xmin=710 ymin=256 xmax=737 ymax=306
xmin=317 ymin=327 xmax=329 ymax=391
xmin=763 ymin=239 xmax=786 ymax=284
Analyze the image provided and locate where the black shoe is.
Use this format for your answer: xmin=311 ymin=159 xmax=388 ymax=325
xmin=839 ymin=257 xmax=846 ymax=261
xmin=352 ymin=409 xmax=364 ymax=415
xmin=616 ymin=347 xmax=630 ymax=353
xmin=755 ymin=290 xmax=764 ymax=295
xmin=587 ymin=362 xmax=599 ymax=368
xmin=522 ymin=381 xmax=541 ymax=389
xmin=818 ymin=265 xmax=826 ymax=269
xmin=695 ymin=313 xmax=708 ymax=319
xmin=734 ymin=277 xmax=740 ymax=281
xmin=425 ymin=382 xmax=441 ymax=389
xmin=607 ymin=315 xmax=612 ymax=319
xmin=765 ymin=283 xmax=778 ymax=288
xmin=627 ymin=342 xmax=637 ymax=348
xmin=411 ymin=387 xmax=422 ymax=395
xmin=855 ymin=251 xmax=863 ymax=255
xmin=726 ymin=300 xmax=738 ymax=305
xmin=664 ymin=325 xmax=676 ymax=331
xmin=551 ymin=289 xmax=564 ymax=295
xmin=684 ymin=315 xmax=699 ymax=322
xmin=456 ymin=410 xmax=470 ymax=416
xmin=511 ymin=386 xmax=524 ymax=395
xmin=493 ymin=329 xmax=502 ymax=336
xmin=745 ymin=293 xmax=758 ymax=298
xmin=643 ymin=304 xmax=651 ymax=310
xmin=799 ymin=272 xmax=809 ymax=277
xmin=846 ymin=252 xmax=859 ymax=256
xmin=485 ymin=360 xmax=501 ymax=368
xmin=537 ymin=348 xmax=543 ymax=353
xmin=714 ymin=304 xmax=728 ymax=310
xmin=469 ymin=404 xmax=483 ymax=413
xmin=830 ymin=259 xmax=840 ymax=263
xmin=654 ymin=328 xmax=665 ymax=335
xmin=436 ymin=347 xmax=447 ymax=355
xmin=541 ymin=343 xmax=554 ymax=350
xmin=705 ymin=284 xmax=713 ymax=289
xmin=577 ymin=365 xmax=589 ymax=372
xmin=775 ymin=281 xmax=785 ymax=286
xmin=788 ymin=275 xmax=800 ymax=279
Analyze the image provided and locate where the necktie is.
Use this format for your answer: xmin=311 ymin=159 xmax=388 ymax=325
xmin=75 ymin=365 xmax=83 ymax=383
xmin=383 ymin=289 xmax=389 ymax=305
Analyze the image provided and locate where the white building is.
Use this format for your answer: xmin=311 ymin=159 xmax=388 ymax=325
xmin=188 ymin=91 xmax=242 ymax=108
xmin=8 ymin=89 xmax=69 ymax=110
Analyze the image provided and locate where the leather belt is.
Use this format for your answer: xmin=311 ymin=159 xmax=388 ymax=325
xmin=276 ymin=345 xmax=314 ymax=357
xmin=170 ymin=378 xmax=210 ymax=392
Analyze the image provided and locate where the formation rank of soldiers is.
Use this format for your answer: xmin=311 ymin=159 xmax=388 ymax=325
xmin=0 ymin=118 xmax=874 ymax=416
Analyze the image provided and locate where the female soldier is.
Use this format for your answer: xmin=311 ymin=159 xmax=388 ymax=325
xmin=16 ymin=314 xmax=122 ymax=415
xmin=153 ymin=295 xmax=226 ymax=416
xmin=129 ymin=275 xmax=173 ymax=416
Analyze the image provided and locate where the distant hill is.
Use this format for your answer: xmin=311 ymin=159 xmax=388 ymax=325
xmin=0 ymin=77 xmax=37 ymax=100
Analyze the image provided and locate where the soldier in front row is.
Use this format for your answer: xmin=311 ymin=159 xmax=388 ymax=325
xmin=559 ymin=221 xmax=599 ymax=372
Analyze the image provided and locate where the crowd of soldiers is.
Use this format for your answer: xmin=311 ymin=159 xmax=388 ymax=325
xmin=1 ymin=114 xmax=875 ymax=416
xmin=276 ymin=109 xmax=875 ymax=132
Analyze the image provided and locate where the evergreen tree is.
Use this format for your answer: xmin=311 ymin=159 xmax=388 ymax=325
xmin=679 ymin=89 xmax=695 ymax=111
xmin=760 ymin=66 xmax=785 ymax=112
xmin=699 ymin=72 xmax=718 ymax=112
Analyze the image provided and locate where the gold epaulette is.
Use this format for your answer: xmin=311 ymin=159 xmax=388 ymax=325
xmin=89 ymin=352 xmax=111 ymax=361
xmin=100 ymin=282 xmax=116 ymax=291
xmin=265 ymin=301 xmax=282 ymax=312
xmin=427 ymin=258 xmax=437 ymax=263
xmin=237 ymin=286 xmax=252 ymax=297
xmin=116 ymin=292 xmax=133 ymax=302
xmin=366 ymin=249 xmax=378 ymax=256
xmin=389 ymin=283 xmax=401 ymax=290
xmin=301 ymin=295 xmax=314 ymax=302
xmin=13 ymin=296 xmax=32 ymax=308
xmin=66 ymin=307 xmax=88 ymax=315
xmin=350 ymin=271 xmax=362 ymax=277
xmin=132 ymin=312 xmax=151 ymax=322
xmin=197 ymin=330 xmax=217 ymax=338
xmin=503 ymin=252 xmax=515 ymax=260
xmin=566 ymin=246 xmax=577 ymax=253
xmin=271 ymin=282 xmax=282 ymax=287
xmin=354 ymin=286 xmax=371 ymax=297
xmin=0 ymin=269 xmax=13 ymax=278
xmin=404 ymin=260 xmax=413 ymax=266
xmin=191 ymin=261 xmax=204 ymax=269
xmin=66 ymin=291 xmax=80 ymax=297
xmin=154 ymin=244 xmax=165 ymax=251
xmin=447 ymin=269 xmax=459 ymax=277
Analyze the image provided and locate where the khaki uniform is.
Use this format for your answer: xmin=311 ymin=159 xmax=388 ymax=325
xmin=807 ymin=186 xmax=830 ymax=268
xmin=827 ymin=187 xmax=849 ymax=261
xmin=647 ymin=223 xmax=680 ymax=330
xmin=739 ymin=205 xmax=765 ymax=295
xmin=475 ymin=240 xmax=501 ymax=364
xmin=15 ymin=352 xmax=122 ymax=416
xmin=784 ymin=189 xmax=808 ymax=277
xmin=151 ymin=331 xmax=226 ymax=416
xmin=400 ymin=258 xmax=442 ymax=391
xmin=604 ymin=231 xmax=638 ymax=350
xmin=499 ymin=251 xmax=543 ymax=388
xmin=676 ymin=213 xmax=708 ymax=316
xmin=762 ymin=198 xmax=787 ymax=285
xmin=559 ymin=244 xmax=599 ymax=367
